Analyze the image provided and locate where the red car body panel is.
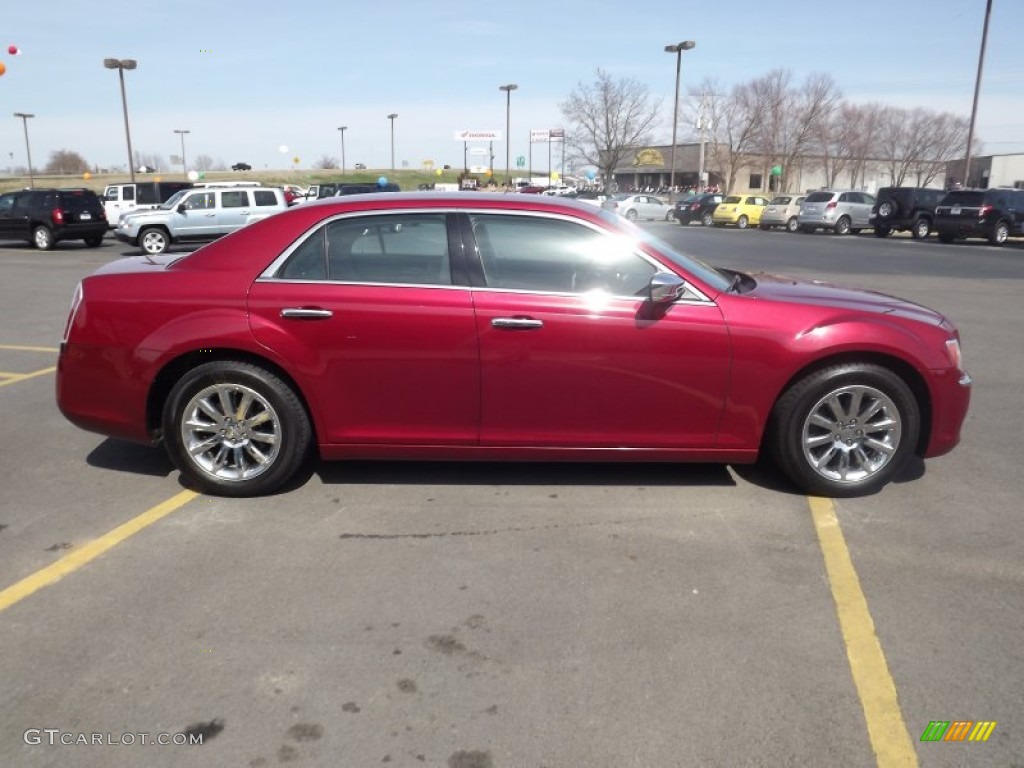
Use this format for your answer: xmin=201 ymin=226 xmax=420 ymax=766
xmin=57 ymin=193 xmax=970 ymax=473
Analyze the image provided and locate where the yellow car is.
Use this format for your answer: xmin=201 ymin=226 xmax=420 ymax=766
xmin=711 ymin=194 xmax=770 ymax=228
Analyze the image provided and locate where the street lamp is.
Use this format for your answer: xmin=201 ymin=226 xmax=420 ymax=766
xmin=13 ymin=112 xmax=35 ymax=188
xmin=964 ymin=0 xmax=993 ymax=186
xmin=174 ymin=129 xmax=190 ymax=179
xmin=387 ymin=113 xmax=398 ymax=172
xmin=499 ymin=84 xmax=518 ymax=189
xmin=664 ymin=40 xmax=696 ymax=197
xmin=337 ymin=126 xmax=347 ymax=175
xmin=103 ymin=58 xmax=138 ymax=184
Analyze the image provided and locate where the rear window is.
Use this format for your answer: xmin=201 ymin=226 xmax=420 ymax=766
xmin=769 ymin=197 xmax=791 ymax=205
xmin=724 ymin=196 xmax=741 ymax=204
xmin=940 ymin=191 xmax=985 ymax=206
xmin=57 ymin=190 xmax=101 ymax=213
xmin=803 ymin=192 xmax=834 ymax=203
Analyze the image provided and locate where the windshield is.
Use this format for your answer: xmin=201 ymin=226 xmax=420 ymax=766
xmin=160 ymin=190 xmax=190 ymax=209
xmin=804 ymin=191 xmax=834 ymax=203
xmin=596 ymin=208 xmax=731 ymax=294
xmin=769 ymin=196 xmax=791 ymax=205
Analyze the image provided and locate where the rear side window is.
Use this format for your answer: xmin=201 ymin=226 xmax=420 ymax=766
xmin=253 ymin=190 xmax=279 ymax=206
xmin=804 ymin=192 xmax=834 ymax=203
xmin=221 ymin=191 xmax=248 ymax=208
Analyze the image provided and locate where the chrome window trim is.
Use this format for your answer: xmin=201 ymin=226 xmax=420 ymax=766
xmin=256 ymin=207 xmax=716 ymax=305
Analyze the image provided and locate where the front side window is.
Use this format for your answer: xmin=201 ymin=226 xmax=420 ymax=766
xmin=277 ymin=213 xmax=450 ymax=286
xmin=470 ymin=214 xmax=657 ymax=297
xmin=182 ymin=192 xmax=215 ymax=210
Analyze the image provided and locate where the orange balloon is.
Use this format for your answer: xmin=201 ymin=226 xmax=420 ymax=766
xmin=0 ymin=61 xmax=6 ymax=76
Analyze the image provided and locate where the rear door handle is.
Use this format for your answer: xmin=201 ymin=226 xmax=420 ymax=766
xmin=491 ymin=317 xmax=543 ymax=330
xmin=281 ymin=308 xmax=333 ymax=319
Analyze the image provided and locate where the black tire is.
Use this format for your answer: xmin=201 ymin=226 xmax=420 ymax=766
xmin=989 ymin=220 xmax=1009 ymax=245
xmin=84 ymin=235 xmax=104 ymax=248
xmin=163 ymin=361 xmax=312 ymax=497
xmin=701 ymin=212 xmax=714 ymax=227
xmin=32 ymin=225 xmax=54 ymax=251
xmin=911 ymin=218 xmax=931 ymax=240
xmin=833 ymin=217 xmax=851 ymax=235
xmin=139 ymin=227 xmax=170 ymax=255
xmin=665 ymin=209 xmax=675 ymax=222
xmin=736 ymin=215 xmax=749 ymax=229
xmin=938 ymin=233 xmax=955 ymax=244
xmin=770 ymin=363 xmax=920 ymax=497
xmin=874 ymin=225 xmax=892 ymax=238
xmin=786 ymin=217 xmax=799 ymax=233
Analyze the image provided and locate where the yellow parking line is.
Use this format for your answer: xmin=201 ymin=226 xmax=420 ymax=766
xmin=0 ymin=344 xmax=59 ymax=353
xmin=808 ymin=496 xmax=918 ymax=767
xmin=0 ymin=366 xmax=56 ymax=388
xmin=0 ymin=489 xmax=199 ymax=614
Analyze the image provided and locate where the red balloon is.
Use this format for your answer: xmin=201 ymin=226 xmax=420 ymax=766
xmin=8 ymin=45 xmax=20 ymax=55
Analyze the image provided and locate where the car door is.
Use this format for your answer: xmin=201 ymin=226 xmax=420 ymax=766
xmin=2 ymin=191 xmax=39 ymax=240
xmin=0 ymin=193 xmax=17 ymax=239
xmin=217 ymin=189 xmax=252 ymax=234
xmin=172 ymin=190 xmax=219 ymax=240
xmin=466 ymin=212 xmax=730 ymax=448
xmin=248 ymin=211 xmax=479 ymax=446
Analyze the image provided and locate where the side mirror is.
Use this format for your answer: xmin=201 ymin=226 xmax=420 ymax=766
xmin=647 ymin=272 xmax=685 ymax=304
xmin=176 ymin=203 xmax=187 ymax=214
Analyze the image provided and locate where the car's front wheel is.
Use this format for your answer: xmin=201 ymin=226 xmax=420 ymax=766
xmin=139 ymin=227 xmax=170 ymax=255
xmin=770 ymin=363 xmax=919 ymax=497
xmin=163 ymin=361 xmax=312 ymax=497
xmin=625 ymin=209 xmax=638 ymax=221
xmin=834 ymin=217 xmax=851 ymax=235
xmin=33 ymin=225 xmax=54 ymax=250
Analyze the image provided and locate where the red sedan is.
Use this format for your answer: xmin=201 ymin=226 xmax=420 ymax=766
xmin=57 ymin=193 xmax=971 ymax=497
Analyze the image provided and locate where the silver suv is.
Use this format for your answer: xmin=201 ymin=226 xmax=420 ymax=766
xmin=798 ymin=190 xmax=876 ymax=235
xmin=114 ymin=185 xmax=287 ymax=255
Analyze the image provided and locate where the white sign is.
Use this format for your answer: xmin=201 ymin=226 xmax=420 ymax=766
xmin=469 ymin=165 xmax=490 ymax=174
xmin=469 ymin=147 xmax=488 ymax=156
xmin=454 ymin=129 xmax=501 ymax=141
xmin=530 ymin=129 xmax=550 ymax=143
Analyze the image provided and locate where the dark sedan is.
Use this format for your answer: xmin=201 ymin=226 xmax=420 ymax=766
xmin=57 ymin=193 xmax=970 ymax=497
xmin=674 ymin=193 xmax=724 ymax=226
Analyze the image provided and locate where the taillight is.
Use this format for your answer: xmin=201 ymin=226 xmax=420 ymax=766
xmin=825 ymin=201 xmax=837 ymax=210
xmin=690 ymin=203 xmax=700 ymax=210
xmin=979 ymin=204 xmax=992 ymax=217
xmin=52 ymin=207 xmax=65 ymax=225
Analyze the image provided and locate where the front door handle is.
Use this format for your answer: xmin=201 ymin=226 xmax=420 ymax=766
xmin=281 ymin=307 xmax=333 ymax=319
xmin=491 ymin=317 xmax=543 ymax=330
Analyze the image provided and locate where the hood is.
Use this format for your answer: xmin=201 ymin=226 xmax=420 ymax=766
xmin=746 ymin=272 xmax=947 ymax=326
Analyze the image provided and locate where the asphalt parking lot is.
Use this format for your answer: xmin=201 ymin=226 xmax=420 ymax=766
xmin=1 ymin=228 xmax=1021 ymax=767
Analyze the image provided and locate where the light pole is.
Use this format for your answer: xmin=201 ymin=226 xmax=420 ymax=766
xmin=664 ymin=40 xmax=696 ymax=197
xmin=964 ymin=0 xmax=992 ymax=187
xmin=174 ymin=129 xmax=190 ymax=179
xmin=103 ymin=58 xmax=138 ymax=183
xmin=499 ymin=84 xmax=518 ymax=189
xmin=337 ymin=126 xmax=347 ymax=175
xmin=387 ymin=113 xmax=398 ymax=172
xmin=13 ymin=112 xmax=35 ymax=188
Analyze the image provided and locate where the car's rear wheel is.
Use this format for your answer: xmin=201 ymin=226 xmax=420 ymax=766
xmin=989 ymin=220 xmax=1009 ymax=245
xmin=625 ymin=209 xmax=638 ymax=221
xmin=163 ymin=361 xmax=312 ymax=497
xmin=84 ymin=235 xmax=104 ymax=248
xmin=736 ymin=215 xmax=749 ymax=229
xmin=874 ymin=225 xmax=892 ymax=237
xmin=701 ymin=212 xmax=714 ymax=227
xmin=140 ymin=227 xmax=170 ymax=255
xmin=770 ymin=363 xmax=919 ymax=497
xmin=912 ymin=218 xmax=931 ymax=240
xmin=786 ymin=217 xmax=799 ymax=233
xmin=33 ymin=225 xmax=54 ymax=250
xmin=834 ymin=217 xmax=851 ymax=235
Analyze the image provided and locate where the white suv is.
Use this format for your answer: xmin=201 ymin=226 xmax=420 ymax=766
xmin=115 ymin=186 xmax=287 ymax=254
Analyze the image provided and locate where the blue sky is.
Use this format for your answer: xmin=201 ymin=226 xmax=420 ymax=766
xmin=2 ymin=0 xmax=1022 ymax=175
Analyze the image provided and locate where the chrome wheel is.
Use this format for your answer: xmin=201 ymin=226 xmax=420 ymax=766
xmin=800 ymin=384 xmax=902 ymax=485
xmin=878 ymin=201 xmax=893 ymax=218
xmin=140 ymin=228 xmax=169 ymax=255
xmin=33 ymin=226 xmax=53 ymax=250
xmin=180 ymin=383 xmax=281 ymax=483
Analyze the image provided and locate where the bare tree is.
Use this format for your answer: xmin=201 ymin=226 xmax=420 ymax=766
xmin=133 ymin=151 xmax=164 ymax=171
xmin=560 ymin=68 xmax=660 ymax=189
xmin=44 ymin=149 xmax=90 ymax=175
xmin=313 ymin=155 xmax=339 ymax=170
xmin=193 ymin=154 xmax=215 ymax=172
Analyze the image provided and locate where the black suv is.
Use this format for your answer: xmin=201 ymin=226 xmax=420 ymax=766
xmin=0 ymin=188 xmax=107 ymax=249
xmin=870 ymin=186 xmax=945 ymax=239
xmin=674 ymin=193 xmax=724 ymax=226
xmin=933 ymin=188 xmax=1024 ymax=246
